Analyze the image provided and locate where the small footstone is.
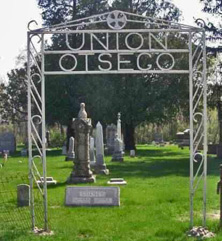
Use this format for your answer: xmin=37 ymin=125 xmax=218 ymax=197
xmin=37 ymin=177 xmax=57 ymax=186
xmin=107 ymin=178 xmax=127 ymax=185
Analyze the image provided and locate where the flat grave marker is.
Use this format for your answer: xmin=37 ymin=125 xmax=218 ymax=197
xmin=65 ymin=186 xmax=120 ymax=206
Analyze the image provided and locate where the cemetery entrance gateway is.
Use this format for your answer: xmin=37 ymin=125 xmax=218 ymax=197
xmin=27 ymin=10 xmax=207 ymax=231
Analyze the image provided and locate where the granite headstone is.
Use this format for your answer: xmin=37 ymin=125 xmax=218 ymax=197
xmin=17 ymin=184 xmax=30 ymax=207
xmin=65 ymin=186 xmax=120 ymax=206
xmin=0 ymin=132 xmax=16 ymax=153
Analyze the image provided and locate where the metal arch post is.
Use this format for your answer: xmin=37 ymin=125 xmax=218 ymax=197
xmin=189 ymin=31 xmax=194 ymax=228
xmin=202 ymin=30 xmax=207 ymax=227
xmin=41 ymin=33 xmax=48 ymax=231
xmin=27 ymin=32 xmax=35 ymax=230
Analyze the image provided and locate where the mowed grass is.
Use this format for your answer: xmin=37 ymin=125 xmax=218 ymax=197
xmin=1 ymin=144 xmax=222 ymax=241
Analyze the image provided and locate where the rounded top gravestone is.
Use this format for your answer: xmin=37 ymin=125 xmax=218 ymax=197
xmin=0 ymin=132 xmax=16 ymax=153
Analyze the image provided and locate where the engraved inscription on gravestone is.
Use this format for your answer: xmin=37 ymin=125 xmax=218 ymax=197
xmin=65 ymin=186 xmax=120 ymax=206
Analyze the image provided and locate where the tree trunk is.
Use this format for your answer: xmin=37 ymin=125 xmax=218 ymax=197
xmin=124 ymin=124 xmax=136 ymax=150
xmin=66 ymin=119 xmax=75 ymax=150
xmin=72 ymin=0 xmax=77 ymax=20
xmin=217 ymin=102 xmax=222 ymax=144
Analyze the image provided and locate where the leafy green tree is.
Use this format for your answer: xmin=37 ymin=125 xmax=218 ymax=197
xmin=37 ymin=0 xmax=190 ymax=150
xmin=197 ymin=0 xmax=222 ymax=53
xmin=207 ymin=58 xmax=222 ymax=143
xmin=0 ymin=67 xmax=27 ymax=124
xmin=197 ymin=0 xmax=222 ymax=143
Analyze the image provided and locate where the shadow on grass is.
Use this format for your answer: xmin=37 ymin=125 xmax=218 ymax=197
xmin=108 ymin=148 xmax=222 ymax=178
xmin=136 ymin=148 xmax=189 ymax=158
xmin=108 ymin=158 xmax=190 ymax=178
xmin=11 ymin=146 xmax=222 ymax=179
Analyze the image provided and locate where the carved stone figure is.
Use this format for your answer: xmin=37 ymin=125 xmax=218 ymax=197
xmin=67 ymin=103 xmax=95 ymax=184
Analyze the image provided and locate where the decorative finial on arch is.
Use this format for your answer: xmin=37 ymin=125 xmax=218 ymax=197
xmin=107 ymin=11 xmax=127 ymax=30
xmin=28 ymin=20 xmax=39 ymax=31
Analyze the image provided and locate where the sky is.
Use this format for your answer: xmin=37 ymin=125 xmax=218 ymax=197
xmin=0 ymin=0 xmax=207 ymax=82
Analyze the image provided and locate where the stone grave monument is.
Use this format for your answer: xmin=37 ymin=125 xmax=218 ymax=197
xmin=0 ymin=132 xmax=16 ymax=153
xmin=67 ymin=103 xmax=95 ymax=184
xmin=62 ymin=142 xmax=67 ymax=155
xmin=65 ymin=186 xmax=120 ymax=206
xmin=153 ymin=132 xmax=163 ymax=144
xmin=117 ymin=112 xmax=122 ymax=140
xmin=112 ymin=134 xmax=124 ymax=162
xmin=95 ymin=122 xmax=109 ymax=175
xmin=90 ymin=137 xmax=96 ymax=167
xmin=106 ymin=124 xmax=117 ymax=154
xmin=117 ymin=112 xmax=125 ymax=151
xmin=130 ymin=150 xmax=135 ymax=157
xmin=17 ymin=184 xmax=30 ymax=207
xmin=65 ymin=136 xmax=75 ymax=161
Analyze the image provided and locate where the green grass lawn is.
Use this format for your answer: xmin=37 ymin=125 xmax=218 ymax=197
xmin=1 ymin=144 xmax=222 ymax=241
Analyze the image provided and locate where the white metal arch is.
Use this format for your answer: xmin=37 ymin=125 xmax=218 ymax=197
xmin=27 ymin=10 xmax=207 ymax=231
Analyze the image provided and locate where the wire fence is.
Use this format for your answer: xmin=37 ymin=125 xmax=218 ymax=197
xmin=0 ymin=173 xmax=47 ymax=238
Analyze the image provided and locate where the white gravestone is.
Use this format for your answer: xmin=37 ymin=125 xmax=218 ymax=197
xmin=117 ymin=112 xmax=122 ymax=140
xmin=130 ymin=150 xmax=135 ymax=157
xmin=65 ymin=186 xmax=120 ymax=206
xmin=66 ymin=137 xmax=75 ymax=161
xmin=90 ymin=137 xmax=96 ymax=167
xmin=95 ymin=122 xmax=109 ymax=175
xmin=117 ymin=113 xmax=124 ymax=151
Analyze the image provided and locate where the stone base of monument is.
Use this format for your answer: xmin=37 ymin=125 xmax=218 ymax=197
xmin=65 ymin=156 xmax=75 ymax=161
xmin=105 ymin=147 xmax=114 ymax=155
xmin=112 ymin=152 xmax=124 ymax=162
xmin=67 ymin=174 xmax=96 ymax=184
xmin=94 ymin=164 xmax=109 ymax=175
xmin=90 ymin=161 xmax=96 ymax=167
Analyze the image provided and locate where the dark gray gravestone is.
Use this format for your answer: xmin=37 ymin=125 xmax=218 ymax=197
xmin=17 ymin=184 xmax=30 ymax=207
xmin=0 ymin=132 xmax=16 ymax=153
xmin=65 ymin=186 xmax=120 ymax=206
